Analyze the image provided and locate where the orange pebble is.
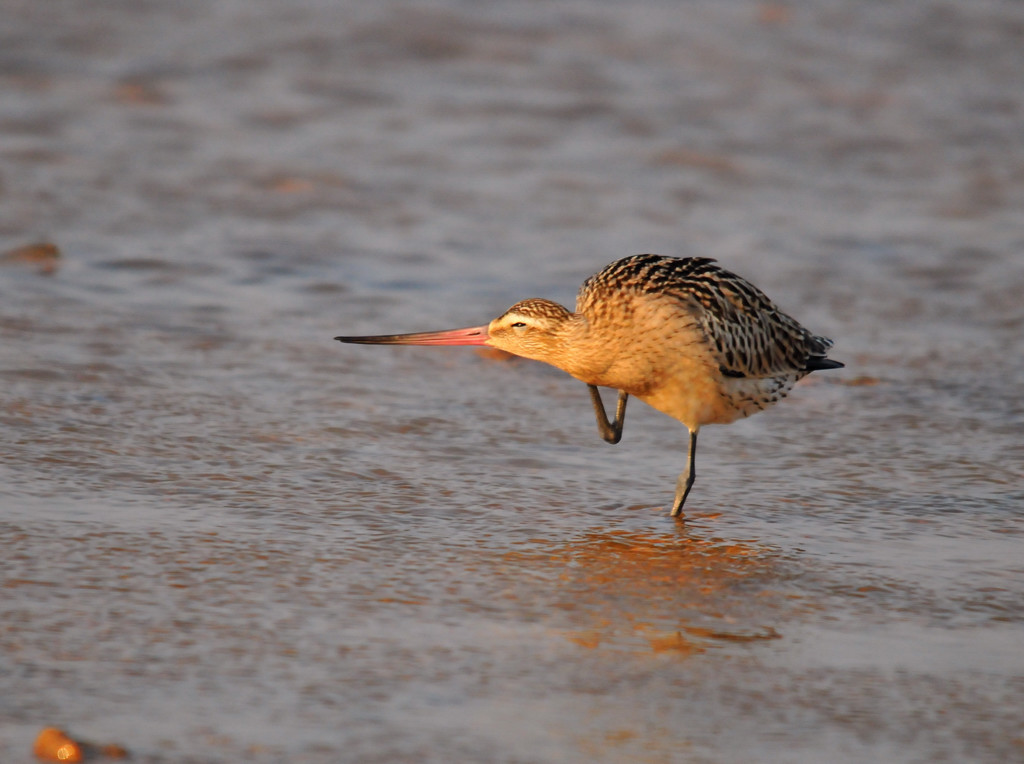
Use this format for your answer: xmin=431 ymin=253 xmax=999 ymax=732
xmin=32 ymin=728 xmax=83 ymax=762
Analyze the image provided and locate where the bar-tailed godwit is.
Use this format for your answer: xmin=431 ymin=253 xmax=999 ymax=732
xmin=337 ymin=255 xmax=843 ymax=517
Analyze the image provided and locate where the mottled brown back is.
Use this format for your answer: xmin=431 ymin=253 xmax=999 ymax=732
xmin=577 ymin=255 xmax=836 ymax=379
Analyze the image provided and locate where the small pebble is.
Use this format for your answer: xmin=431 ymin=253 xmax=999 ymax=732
xmin=32 ymin=728 xmax=83 ymax=763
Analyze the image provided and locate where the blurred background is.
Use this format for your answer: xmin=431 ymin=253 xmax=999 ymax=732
xmin=2 ymin=1 xmax=1022 ymax=762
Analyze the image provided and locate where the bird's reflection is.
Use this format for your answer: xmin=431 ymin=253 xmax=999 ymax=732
xmin=504 ymin=525 xmax=786 ymax=655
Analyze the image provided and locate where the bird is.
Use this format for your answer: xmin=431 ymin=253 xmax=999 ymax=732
xmin=336 ymin=254 xmax=843 ymax=518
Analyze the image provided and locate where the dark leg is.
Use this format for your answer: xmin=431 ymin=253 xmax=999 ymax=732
xmin=588 ymin=385 xmax=628 ymax=445
xmin=670 ymin=429 xmax=698 ymax=518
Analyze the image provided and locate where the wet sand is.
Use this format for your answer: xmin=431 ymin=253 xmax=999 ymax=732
xmin=2 ymin=1 xmax=1023 ymax=762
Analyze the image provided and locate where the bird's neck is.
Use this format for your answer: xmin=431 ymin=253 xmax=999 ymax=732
xmin=542 ymin=313 xmax=611 ymax=383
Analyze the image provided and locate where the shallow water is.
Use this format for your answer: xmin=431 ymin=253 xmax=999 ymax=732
xmin=2 ymin=1 xmax=1023 ymax=762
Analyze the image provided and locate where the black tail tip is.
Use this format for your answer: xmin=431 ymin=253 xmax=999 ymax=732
xmin=806 ymin=357 xmax=845 ymax=371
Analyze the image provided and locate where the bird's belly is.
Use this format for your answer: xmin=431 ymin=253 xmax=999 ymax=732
xmin=635 ymin=368 xmax=803 ymax=431
xmin=599 ymin=355 xmax=722 ymax=430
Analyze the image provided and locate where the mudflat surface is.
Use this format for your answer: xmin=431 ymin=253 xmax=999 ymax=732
xmin=1 ymin=1 xmax=1022 ymax=762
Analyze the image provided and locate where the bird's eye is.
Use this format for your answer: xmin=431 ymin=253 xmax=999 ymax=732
xmin=511 ymin=321 xmax=527 ymax=328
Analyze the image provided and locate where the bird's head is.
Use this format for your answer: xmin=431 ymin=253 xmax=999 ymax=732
xmin=486 ymin=299 xmax=573 ymax=362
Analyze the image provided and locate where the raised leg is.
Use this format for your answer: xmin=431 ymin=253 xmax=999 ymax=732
xmin=588 ymin=385 xmax=628 ymax=445
xmin=670 ymin=429 xmax=698 ymax=518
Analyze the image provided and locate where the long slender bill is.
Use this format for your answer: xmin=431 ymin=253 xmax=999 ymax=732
xmin=335 ymin=325 xmax=490 ymax=346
